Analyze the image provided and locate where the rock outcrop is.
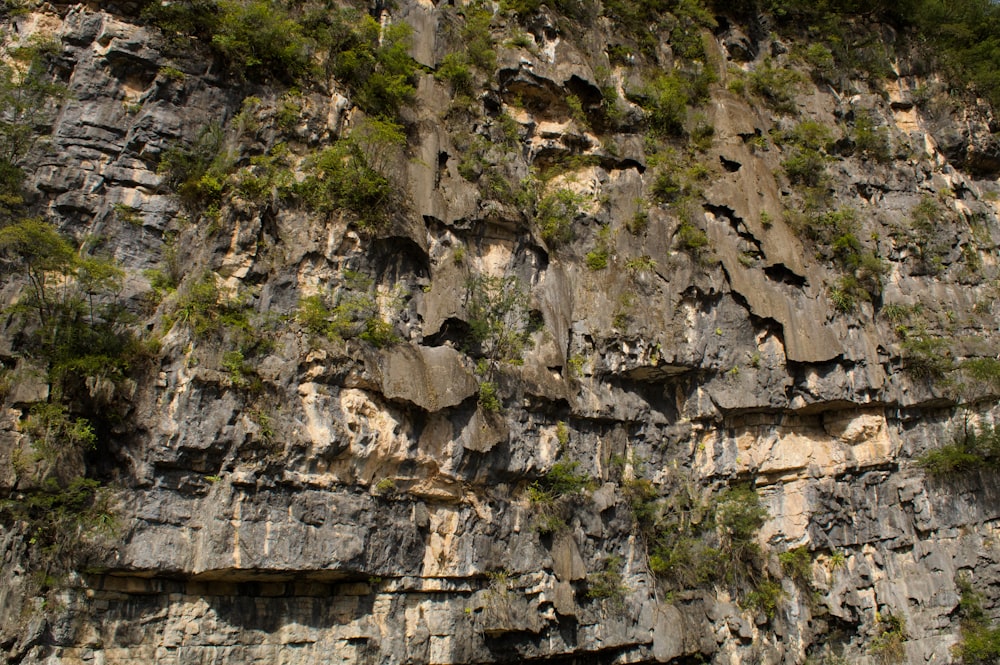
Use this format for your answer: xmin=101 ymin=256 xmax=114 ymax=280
xmin=2 ymin=2 xmax=1000 ymax=664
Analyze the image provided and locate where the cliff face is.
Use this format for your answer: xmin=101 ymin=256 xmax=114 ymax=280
xmin=3 ymin=2 xmax=1000 ymax=664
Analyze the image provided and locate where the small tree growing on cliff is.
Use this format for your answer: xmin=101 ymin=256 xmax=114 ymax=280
xmin=465 ymin=274 xmax=532 ymax=369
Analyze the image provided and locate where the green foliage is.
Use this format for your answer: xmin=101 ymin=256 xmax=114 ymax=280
xmin=458 ymin=2 xmax=497 ymax=72
xmin=478 ymin=380 xmax=503 ymax=412
xmin=600 ymin=0 xmax=715 ymax=59
xmin=782 ymin=148 xmax=829 ymax=187
xmin=585 ymin=247 xmax=609 ymax=270
xmin=466 ymin=275 xmax=532 ymax=367
xmin=324 ymin=11 xmax=418 ymax=118
xmin=959 ymin=358 xmax=1000 ymax=392
xmin=586 ymin=555 xmax=628 ymax=606
xmin=954 ymin=573 xmax=1000 ymax=663
xmin=633 ymin=71 xmax=690 ymax=138
xmin=296 ymin=270 xmax=399 ymax=347
xmin=158 ymin=123 xmax=234 ymax=211
xmin=743 ymin=578 xmax=785 ymax=619
xmin=0 ymin=476 xmax=112 ymax=591
xmin=789 ymin=207 xmax=888 ymax=308
xmin=779 ymin=545 xmax=813 ymax=586
xmin=297 ymin=117 xmax=405 ymax=231
xmin=627 ymin=208 xmax=649 ymax=235
xmin=435 ymin=52 xmax=474 ymax=94
xmin=901 ymin=333 xmax=953 ymax=380
xmin=173 ymin=272 xmax=241 ymax=339
xmin=748 ymin=58 xmax=806 ymax=113
xmin=0 ymin=38 xmax=67 ymax=214
xmin=852 ymin=111 xmax=892 ymax=162
xmin=529 ymin=460 xmax=594 ymax=504
xmin=918 ymin=422 xmax=1000 ymax=476
xmin=373 ymin=477 xmax=397 ymax=496
xmin=870 ymin=611 xmax=908 ymax=664
xmin=802 ymin=43 xmax=836 ymax=82
xmin=634 ymin=474 xmax=771 ymax=600
xmin=535 ymin=188 xmax=584 ymax=246
xmin=145 ymin=0 xmax=310 ymax=82
xmin=0 ymin=219 xmax=140 ymax=395
xmin=625 ymin=255 xmax=657 ymax=274
xmin=211 ymin=0 xmax=310 ymax=81
xmin=675 ymin=220 xmax=710 ymax=257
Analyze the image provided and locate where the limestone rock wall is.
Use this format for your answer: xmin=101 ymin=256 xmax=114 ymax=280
xmin=3 ymin=3 xmax=1000 ymax=664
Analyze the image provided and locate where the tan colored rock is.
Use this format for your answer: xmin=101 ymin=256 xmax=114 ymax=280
xmin=378 ymin=345 xmax=477 ymax=412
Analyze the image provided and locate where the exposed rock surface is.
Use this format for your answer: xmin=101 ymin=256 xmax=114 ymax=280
xmin=2 ymin=3 xmax=1000 ymax=665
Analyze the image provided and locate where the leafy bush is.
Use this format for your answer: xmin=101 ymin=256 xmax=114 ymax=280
xmin=0 ymin=39 xmax=67 ymax=211
xmin=675 ymin=220 xmax=711 ymax=258
xmin=0 ymin=219 xmax=141 ymax=395
xmin=296 ymin=118 xmax=405 ymax=231
xmin=954 ymin=573 xmax=1000 ymax=664
xmin=585 ymin=247 xmax=609 ymax=270
xmin=743 ymin=578 xmax=785 ymax=619
xmin=0 ymin=476 xmax=113 ymax=591
xmin=296 ymin=270 xmax=400 ymax=347
xmin=586 ymin=555 xmax=628 ymax=605
xmin=918 ymin=423 xmax=1000 ymax=476
xmin=466 ymin=275 xmax=532 ymax=366
xmin=852 ymin=110 xmax=892 ymax=162
xmin=748 ymin=58 xmax=806 ymax=113
xmin=211 ymin=0 xmax=310 ymax=81
xmin=870 ymin=611 xmax=908 ymax=664
xmin=901 ymin=334 xmax=953 ymax=380
xmin=535 ymin=189 xmax=584 ymax=246
xmin=529 ymin=460 xmax=594 ymax=504
xmin=158 ymin=123 xmax=234 ymax=211
xmin=634 ymin=71 xmax=690 ymax=137
xmin=779 ymin=545 xmax=813 ymax=586
xmin=478 ymin=380 xmax=503 ymax=412
xmin=435 ymin=52 xmax=474 ymax=94
xmin=323 ymin=10 xmax=418 ymax=118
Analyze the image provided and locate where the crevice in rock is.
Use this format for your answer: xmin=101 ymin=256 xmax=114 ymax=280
xmin=763 ymin=263 xmax=807 ymax=287
xmin=704 ymin=203 xmax=762 ymax=254
xmin=720 ymin=155 xmax=742 ymax=172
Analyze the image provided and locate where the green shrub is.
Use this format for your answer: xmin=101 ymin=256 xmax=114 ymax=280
xmin=0 ymin=476 xmax=112 ymax=591
xmin=0 ymin=219 xmax=139 ymax=394
xmin=435 ymin=52 xmax=474 ymax=94
xmin=586 ymin=555 xmax=628 ymax=606
xmin=158 ymin=123 xmax=234 ymax=211
xmin=852 ymin=110 xmax=892 ymax=162
xmin=634 ymin=71 xmax=690 ymax=137
xmin=954 ymin=574 xmax=1000 ymax=664
xmin=535 ymin=189 xmax=583 ymax=246
xmin=802 ymin=43 xmax=836 ymax=82
xmin=325 ymin=11 xmax=418 ymax=118
xmin=748 ymin=58 xmax=806 ymax=113
xmin=0 ymin=39 xmax=67 ymax=211
xmin=743 ymin=578 xmax=785 ymax=619
xmin=360 ymin=317 xmax=400 ymax=348
xmin=675 ymin=220 xmax=710 ymax=257
xmin=466 ymin=275 xmax=532 ymax=367
xmin=870 ymin=611 xmax=908 ymax=664
xmin=779 ymin=545 xmax=813 ymax=586
xmin=296 ymin=118 xmax=404 ymax=231
xmin=211 ymin=0 xmax=310 ymax=81
xmin=783 ymin=149 xmax=828 ymax=187
xmin=628 ymin=208 xmax=649 ymax=235
xmin=296 ymin=270 xmax=399 ymax=346
xmin=585 ymin=247 xmax=609 ymax=270
xmin=529 ymin=460 xmax=594 ymax=504
xmin=901 ymin=334 xmax=953 ymax=380
xmin=459 ymin=1 xmax=497 ymax=72
xmin=918 ymin=423 xmax=1000 ymax=476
